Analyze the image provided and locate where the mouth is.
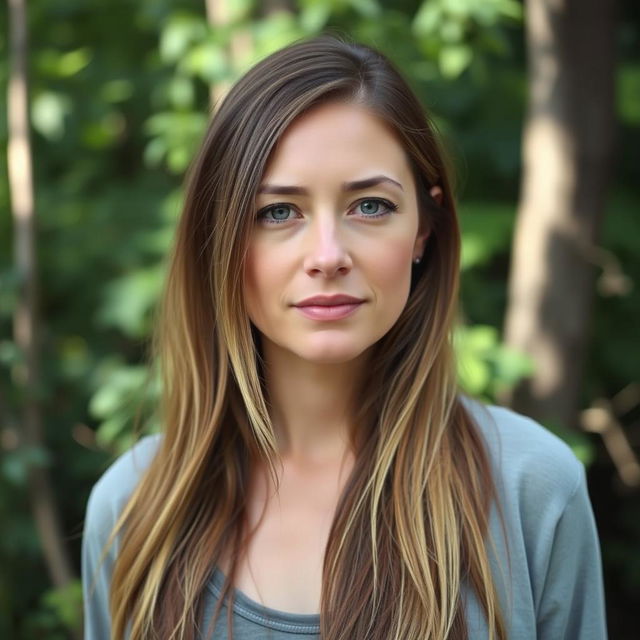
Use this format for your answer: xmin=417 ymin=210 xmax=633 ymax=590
xmin=293 ymin=296 xmax=365 ymax=321
xmin=294 ymin=294 xmax=365 ymax=307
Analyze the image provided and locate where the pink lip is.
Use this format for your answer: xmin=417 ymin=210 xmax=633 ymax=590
xmin=295 ymin=303 xmax=363 ymax=321
xmin=295 ymin=294 xmax=364 ymax=307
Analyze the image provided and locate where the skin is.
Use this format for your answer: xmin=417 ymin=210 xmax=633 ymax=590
xmin=230 ymin=101 xmax=442 ymax=613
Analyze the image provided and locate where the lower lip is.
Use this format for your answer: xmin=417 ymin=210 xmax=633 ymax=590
xmin=294 ymin=302 xmax=363 ymax=320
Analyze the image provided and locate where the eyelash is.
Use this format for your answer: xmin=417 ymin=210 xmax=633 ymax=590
xmin=256 ymin=198 xmax=399 ymax=225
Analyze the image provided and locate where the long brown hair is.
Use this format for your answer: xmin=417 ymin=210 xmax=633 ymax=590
xmin=107 ymin=34 xmax=505 ymax=640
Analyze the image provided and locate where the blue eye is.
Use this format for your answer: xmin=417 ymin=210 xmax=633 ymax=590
xmin=256 ymin=198 xmax=398 ymax=224
xmin=257 ymin=204 xmax=296 ymax=224
xmin=354 ymin=198 xmax=398 ymax=218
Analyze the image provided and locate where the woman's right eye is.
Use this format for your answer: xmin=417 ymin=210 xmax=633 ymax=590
xmin=256 ymin=204 xmax=296 ymax=224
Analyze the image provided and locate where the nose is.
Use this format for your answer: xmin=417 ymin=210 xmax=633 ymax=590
xmin=303 ymin=215 xmax=353 ymax=278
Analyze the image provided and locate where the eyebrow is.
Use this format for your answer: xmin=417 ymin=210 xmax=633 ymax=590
xmin=257 ymin=175 xmax=404 ymax=195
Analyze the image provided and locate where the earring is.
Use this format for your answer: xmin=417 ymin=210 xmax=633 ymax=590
xmin=413 ymin=257 xmax=422 ymax=264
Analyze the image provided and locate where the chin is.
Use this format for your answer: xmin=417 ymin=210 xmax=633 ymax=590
xmin=293 ymin=336 xmax=372 ymax=365
xmin=300 ymin=351 xmax=364 ymax=365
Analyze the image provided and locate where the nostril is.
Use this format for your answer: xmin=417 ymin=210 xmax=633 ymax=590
xmin=304 ymin=248 xmax=353 ymax=276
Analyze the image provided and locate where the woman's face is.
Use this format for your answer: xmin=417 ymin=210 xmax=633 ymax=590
xmin=244 ymin=101 xmax=434 ymax=365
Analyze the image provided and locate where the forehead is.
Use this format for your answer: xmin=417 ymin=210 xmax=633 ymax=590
xmin=261 ymin=102 xmax=412 ymax=182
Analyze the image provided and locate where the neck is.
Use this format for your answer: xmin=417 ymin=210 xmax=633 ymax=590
xmin=260 ymin=339 xmax=368 ymax=464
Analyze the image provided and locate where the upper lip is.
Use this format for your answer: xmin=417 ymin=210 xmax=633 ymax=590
xmin=294 ymin=294 xmax=365 ymax=307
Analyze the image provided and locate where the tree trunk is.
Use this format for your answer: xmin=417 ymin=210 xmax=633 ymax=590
xmin=7 ymin=0 xmax=76 ymax=589
xmin=504 ymin=0 xmax=616 ymax=428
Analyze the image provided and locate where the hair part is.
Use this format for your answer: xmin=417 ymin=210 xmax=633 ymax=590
xmin=107 ymin=33 xmax=506 ymax=640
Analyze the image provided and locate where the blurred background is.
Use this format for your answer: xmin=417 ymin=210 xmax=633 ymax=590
xmin=1 ymin=0 xmax=638 ymax=637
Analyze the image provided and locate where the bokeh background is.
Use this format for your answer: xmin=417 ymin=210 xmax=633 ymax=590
xmin=2 ymin=0 xmax=638 ymax=637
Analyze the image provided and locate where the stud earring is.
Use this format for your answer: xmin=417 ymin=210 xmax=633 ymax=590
xmin=413 ymin=257 xmax=422 ymax=265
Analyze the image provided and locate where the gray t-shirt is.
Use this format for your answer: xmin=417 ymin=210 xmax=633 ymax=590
xmin=82 ymin=401 xmax=607 ymax=639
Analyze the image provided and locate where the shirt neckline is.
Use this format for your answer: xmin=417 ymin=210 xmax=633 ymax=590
xmin=207 ymin=566 xmax=321 ymax=634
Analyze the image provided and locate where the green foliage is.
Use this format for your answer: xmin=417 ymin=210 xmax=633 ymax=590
xmin=1 ymin=0 xmax=638 ymax=637
xmin=17 ymin=581 xmax=82 ymax=639
xmin=618 ymin=64 xmax=640 ymax=126
xmin=96 ymin=266 xmax=165 ymax=338
xmin=455 ymin=324 xmax=533 ymax=400
xmin=459 ymin=201 xmax=514 ymax=271
xmin=413 ymin=0 xmax=522 ymax=78
xmin=1 ymin=446 xmax=52 ymax=486
xmin=42 ymin=581 xmax=83 ymax=633
xmin=89 ymin=359 xmax=162 ymax=454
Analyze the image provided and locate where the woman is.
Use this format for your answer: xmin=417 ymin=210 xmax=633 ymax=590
xmin=82 ymin=34 xmax=607 ymax=639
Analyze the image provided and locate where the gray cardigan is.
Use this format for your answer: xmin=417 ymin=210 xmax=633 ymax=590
xmin=82 ymin=401 xmax=607 ymax=639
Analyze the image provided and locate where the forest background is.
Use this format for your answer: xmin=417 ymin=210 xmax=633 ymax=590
xmin=1 ymin=0 xmax=638 ymax=638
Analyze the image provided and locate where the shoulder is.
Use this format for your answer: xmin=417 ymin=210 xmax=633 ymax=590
xmin=82 ymin=435 xmax=163 ymax=639
xmin=460 ymin=398 xmax=608 ymax=638
xmin=85 ymin=434 xmax=163 ymax=540
xmin=461 ymin=396 xmax=585 ymax=515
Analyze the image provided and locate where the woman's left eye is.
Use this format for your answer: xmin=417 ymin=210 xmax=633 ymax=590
xmin=353 ymin=198 xmax=398 ymax=218
xmin=256 ymin=204 xmax=297 ymax=224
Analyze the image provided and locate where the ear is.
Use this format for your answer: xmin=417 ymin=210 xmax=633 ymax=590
xmin=413 ymin=228 xmax=429 ymax=261
xmin=429 ymin=185 xmax=443 ymax=207
xmin=413 ymin=185 xmax=443 ymax=261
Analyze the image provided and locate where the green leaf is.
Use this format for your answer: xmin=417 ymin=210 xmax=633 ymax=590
xmin=37 ymin=47 xmax=93 ymax=77
xmin=618 ymin=65 xmax=640 ymax=126
xmin=413 ymin=1 xmax=442 ymax=37
xmin=159 ymin=14 xmax=208 ymax=64
xmin=455 ymin=325 xmax=498 ymax=394
xmin=80 ymin=112 xmax=126 ymax=149
xmin=89 ymin=366 xmax=148 ymax=419
xmin=300 ymin=3 xmax=332 ymax=33
xmin=41 ymin=581 xmax=83 ymax=631
xmin=31 ymin=92 xmax=72 ymax=141
xmin=181 ymin=41 xmax=228 ymax=84
xmin=96 ymin=266 xmax=162 ymax=337
xmin=439 ymin=43 xmax=473 ymax=78
xmin=349 ymin=0 xmax=381 ymax=18
xmin=458 ymin=355 xmax=491 ymax=394
xmin=440 ymin=19 xmax=465 ymax=44
xmin=167 ymin=75 xmax=195 ymax=109
xmin=250 ymin=13 xmax=306 ymax=63
xmin=144 ymin=111 xmax=208 ymax=173
xmin=459 ymin=203 xmax=515 ymax=270
xmin=100 ymin=79 xmax=135 ymax=103
xmin=491 ymin=346 xmax=534 ymax=386
xmin=454 ymin=325 xmax=532 ymax=399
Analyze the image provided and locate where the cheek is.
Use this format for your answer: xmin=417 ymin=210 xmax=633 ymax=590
xmin=368 ymin=237 xmax=415 ymax=303
xmin=243 ymin=252 xmax=264 ymax=325
xmin=243 ymin=243 xmax=287 ymax=325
